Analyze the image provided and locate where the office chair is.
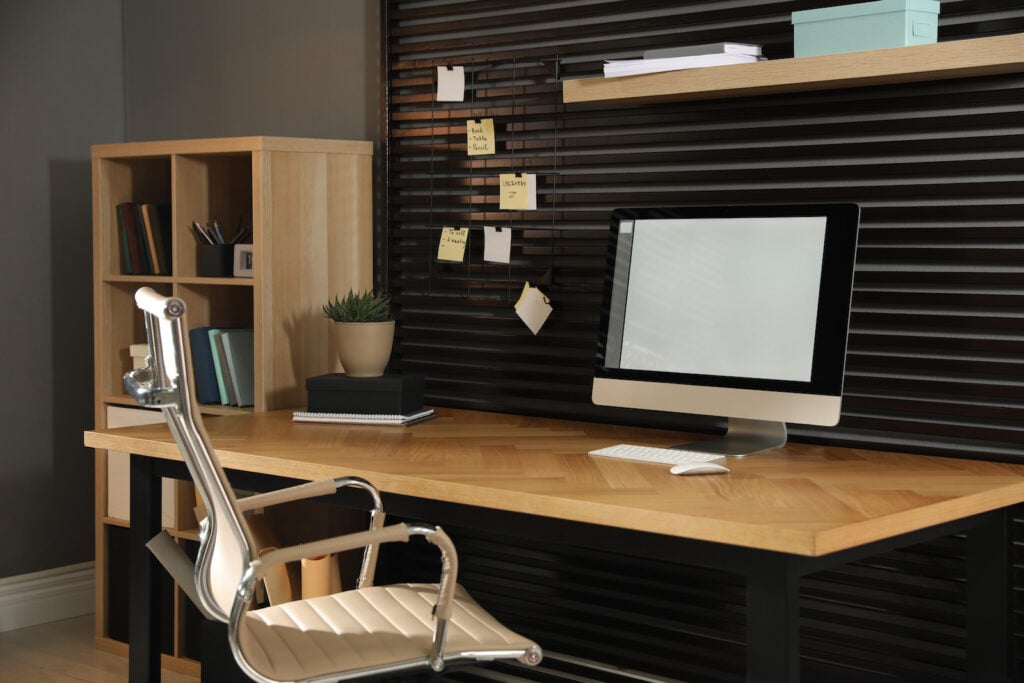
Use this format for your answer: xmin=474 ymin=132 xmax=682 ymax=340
xmin=124 ymin=286 xmax=542 ymax=683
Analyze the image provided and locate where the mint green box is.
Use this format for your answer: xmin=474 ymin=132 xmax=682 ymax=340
xmin=792 ymin=0 xmax=940 ymax=57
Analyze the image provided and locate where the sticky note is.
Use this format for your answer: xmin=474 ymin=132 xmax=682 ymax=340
xmin=437 ymin=226 xmax=469 ymax=262
xmin=466 ymin=118 xmax=495 ymax=156
xmin=514 ymin=282 xmax=552 ymax=335
xmin=499 ymin=173 xmax=537 ymax=210
xmin=483 ymin=226 xmax=512 ymax=264
xmin=436 ymin=66 xmax=465 ymax=102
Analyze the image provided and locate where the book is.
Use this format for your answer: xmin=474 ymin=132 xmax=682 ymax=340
xmin=142 ymin=203 xmax=171 ymax=274
xmin=116 ymin=203 xmax=133 ymax=274
xmin=604 ymin=52 xmax=762 ymax=78
xmin=208 ymin=329 xmax=234 ymax=405
xmin=221 ymin=329 xmax=255 ymax=408
xmin=292 ymin=408 xmax=436 ymax=426
xmin=642 ymin=42 xmax=762 ymax=60
xmin=139 ymin=203 xmax=161 ymax=274
xmin=189 ymin=327 xmax=222 ymax=404
xmin=132 ymin=202 xmax=154 ymax=274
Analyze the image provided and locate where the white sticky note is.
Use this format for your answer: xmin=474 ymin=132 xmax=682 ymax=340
xmin=499 ymin=173 xmax=537 ymax=210
xmin=437 ymin=226 xmax=469 ymax=262
xmin=483 ymin=226 xmax=512 ymax=264
xmin=467 ymin=118 xmax=495 ymax=156
xmin=514 ymin=282 xmax=552 ymax=335
xmin=436 ymin=66 xmax=465 ymax=102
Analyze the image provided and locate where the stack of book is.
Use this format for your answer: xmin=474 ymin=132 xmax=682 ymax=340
xmin=189 ymin=327 xmax=255 ymax=407
xmin=603 ymin=42 xmax=764 ymax=78
xmin=293 ymin=373 xmax=434 ymax=425
xmin=117 ymin=202 xmax=172 ymax=274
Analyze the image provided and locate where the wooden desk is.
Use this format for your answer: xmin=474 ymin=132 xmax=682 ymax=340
xmin=85 ymin=407 xmax=1024 ymax=682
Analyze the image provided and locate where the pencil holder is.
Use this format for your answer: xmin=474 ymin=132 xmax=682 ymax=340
xmin=196 ymin=244 xmax=234 ymax=277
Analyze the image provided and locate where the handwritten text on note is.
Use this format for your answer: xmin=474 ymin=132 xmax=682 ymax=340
xmin=499 ymin=173 xmax=537 ymax=210
xmin=437 ymin=226 xmax=469 ymax=262
xmin=466 ymin=118 xmax=495 ymax=156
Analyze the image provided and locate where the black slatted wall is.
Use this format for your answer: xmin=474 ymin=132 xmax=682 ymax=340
xmin=381 ymin=1 xmax=1024 ymax=681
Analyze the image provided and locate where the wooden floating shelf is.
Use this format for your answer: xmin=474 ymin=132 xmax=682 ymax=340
xmin=562 ymin=33 xmax=1024 ymax=105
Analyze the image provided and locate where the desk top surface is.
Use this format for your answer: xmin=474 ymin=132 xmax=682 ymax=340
xmin=84 ymin=407 xmax=1024 ymax=557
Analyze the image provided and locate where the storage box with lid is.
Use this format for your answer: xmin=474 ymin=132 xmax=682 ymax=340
xmin=792 ymin=0 xmax=940 ymax=58
xmin=306 ymin=373 xmax=425 ymax=415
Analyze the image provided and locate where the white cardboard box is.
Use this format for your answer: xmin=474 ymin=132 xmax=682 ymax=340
xmin=105 ymin=405 xmax=175 ymax=526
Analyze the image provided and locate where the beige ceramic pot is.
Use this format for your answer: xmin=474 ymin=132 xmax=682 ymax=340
xmin=333 ymin=320 xmax=395 ymax=377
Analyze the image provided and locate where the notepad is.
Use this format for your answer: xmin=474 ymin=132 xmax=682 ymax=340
xmin=292 ymin=409 xmax=436 ymax=426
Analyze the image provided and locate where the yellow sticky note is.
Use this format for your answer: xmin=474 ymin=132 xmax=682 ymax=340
xmin=499 ymin=173 xmax=537 ymax=210
xmin=466 ymin=119 xmax=495 ymax=156
xmin=514 ymin=282 xmax=552 ymax=335
xmin=437 ymin=226 xmax=469 ymax=262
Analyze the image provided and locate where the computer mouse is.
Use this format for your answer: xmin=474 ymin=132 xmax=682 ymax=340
xmin=669 ymin=462 xmax=730 ymax=476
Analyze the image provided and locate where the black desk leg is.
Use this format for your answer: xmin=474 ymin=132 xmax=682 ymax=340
xmin=129 ymin=454 xmax=163 ymax=683
xmin=967 ymin=509 xmax=1011 ymax=682
xmin=747 ymin=554 xmax=800 ymax=683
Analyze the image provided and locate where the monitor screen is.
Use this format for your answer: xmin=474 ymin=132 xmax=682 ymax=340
xmin=593 ymin=204 xmax=860 ymax=456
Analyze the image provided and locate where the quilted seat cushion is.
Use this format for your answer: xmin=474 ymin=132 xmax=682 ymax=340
xmin=238 ymin=582 xmax=537 ymax=681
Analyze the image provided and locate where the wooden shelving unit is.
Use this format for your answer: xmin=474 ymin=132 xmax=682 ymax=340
xmin=562 ymin=33 xmax=1024 ymax=105
xmin=91 ymin=136 xmax=373 ymax=672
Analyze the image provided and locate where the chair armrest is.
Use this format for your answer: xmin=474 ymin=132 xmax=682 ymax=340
xmin=236 ymin=478 xmax=338 ymax=512
xmin=237 ymin=475 xmax=386 ymax=589
xmin=237 ymin=475 xmax=383 ymax=513
xmin=248 ymin=523 xmax=412 ymax=579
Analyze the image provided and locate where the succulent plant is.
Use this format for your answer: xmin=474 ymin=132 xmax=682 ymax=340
xmin=323 ymin=289 xmax=393 ymax=323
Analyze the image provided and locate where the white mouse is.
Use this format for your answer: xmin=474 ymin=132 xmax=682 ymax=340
xmin=669 ymin=462 xmax=730 ymax=476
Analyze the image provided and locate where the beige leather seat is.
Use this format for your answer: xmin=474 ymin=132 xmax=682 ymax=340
xmin=126 ymin=287 xmax=541 ymax=683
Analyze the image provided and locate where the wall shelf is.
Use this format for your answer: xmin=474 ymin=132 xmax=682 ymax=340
xmin=562 ymin=33 xmax=1024 ymax=105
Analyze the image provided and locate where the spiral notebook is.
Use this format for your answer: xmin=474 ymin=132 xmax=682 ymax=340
xmin=292 ymin=408 xmax=435 ymax=426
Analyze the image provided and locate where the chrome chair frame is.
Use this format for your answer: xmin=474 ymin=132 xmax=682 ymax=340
xmin=125 ymin=287 xmax=541 ymax=683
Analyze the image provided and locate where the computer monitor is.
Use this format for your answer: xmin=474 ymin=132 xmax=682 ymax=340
xmin=593 ymin=204 xmax=860 ymax=456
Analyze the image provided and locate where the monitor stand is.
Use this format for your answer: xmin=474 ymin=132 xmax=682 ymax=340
xmin=674 ymin=418 xmax=787 ymax=457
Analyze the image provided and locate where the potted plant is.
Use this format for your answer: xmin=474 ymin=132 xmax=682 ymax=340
xmin=323 ymin=289 xmax=395 ymax=377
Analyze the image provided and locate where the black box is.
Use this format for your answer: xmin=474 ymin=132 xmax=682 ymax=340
xmin=306 ymin=373 xmax=425 ymax=415
xmin=196 ymin=244 xmax=234 ymax=277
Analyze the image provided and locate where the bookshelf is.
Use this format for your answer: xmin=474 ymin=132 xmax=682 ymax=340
xmin=91 ymin=136 xmax=373 ymax=672
xmin=562 ymin=33 xmax=1024 ymax=105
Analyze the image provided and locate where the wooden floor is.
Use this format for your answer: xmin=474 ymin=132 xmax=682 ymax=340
xmin=0 ymin=615 xmax=198 ymax=683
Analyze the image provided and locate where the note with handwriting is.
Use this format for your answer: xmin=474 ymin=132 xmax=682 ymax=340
xmin=437 ymin=226 xmax=469 ymax=262
xmin=466 ymin=119 xmax=495 ymax=156
xmin=436 ymin=66 xmax=465 ymax=102
xmin=499 ymin=173 xmax=537 ymax=210
xmin=514 ymin=282 xmax=552 ymax=335
xmin=483 ymin=226 xmax=512 ymax=263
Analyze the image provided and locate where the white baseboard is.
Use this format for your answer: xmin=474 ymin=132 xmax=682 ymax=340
xmin=0 ymin=561 xmax=95 ymax=633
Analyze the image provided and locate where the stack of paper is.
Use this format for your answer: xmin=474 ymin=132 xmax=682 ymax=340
xmin=603 ymin=42 xmax=763 ymax=78
xmin=292 ymin=409 xmax=435 ymax=426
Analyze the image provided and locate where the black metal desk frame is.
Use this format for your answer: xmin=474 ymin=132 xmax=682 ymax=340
xmin=129 ymin=455 xmax=1012 ymax=683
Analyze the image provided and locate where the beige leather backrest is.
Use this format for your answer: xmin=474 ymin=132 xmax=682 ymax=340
xmin=134 ymin=288 xmax=257 ymax=622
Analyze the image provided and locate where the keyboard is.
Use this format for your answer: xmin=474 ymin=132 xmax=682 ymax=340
xmin=588 ymin=443 xmax=726 ymax=466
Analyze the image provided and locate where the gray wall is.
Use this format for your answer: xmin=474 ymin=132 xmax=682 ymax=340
xmin=0 ymin=0 xmax=124 ymax=578
xmin=123 ymin=0 xmax=380 ymax=142
xmin=0 ymin=0 xmax=379 ymax=579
